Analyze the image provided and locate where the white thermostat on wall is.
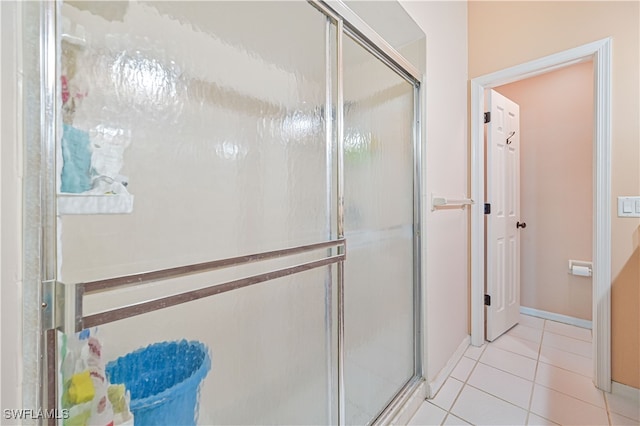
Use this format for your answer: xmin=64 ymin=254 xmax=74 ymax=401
xmin=617 ymin=196 xmax=640 ymax=218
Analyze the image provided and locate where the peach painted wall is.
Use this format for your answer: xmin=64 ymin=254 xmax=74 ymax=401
xmin=495 ymin=61 xmax=594 ymax=321
xmin=469 ymin=1 xmax=640 ymax=389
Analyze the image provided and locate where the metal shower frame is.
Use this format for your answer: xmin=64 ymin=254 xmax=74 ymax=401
xmin=34 ymin=1 xmax=425 ymax=424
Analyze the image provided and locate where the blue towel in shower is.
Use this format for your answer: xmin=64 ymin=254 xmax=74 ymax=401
xmin=61 ymin=124 xmax=92 ymax=193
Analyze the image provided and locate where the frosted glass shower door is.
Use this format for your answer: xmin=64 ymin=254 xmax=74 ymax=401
xmin=56 ymin=1 xmax=338 ymax=424
xmin=47 ymin=1 xmax=424 ymax=422
xmin=342 ymin=36 xmax=417 ymax=424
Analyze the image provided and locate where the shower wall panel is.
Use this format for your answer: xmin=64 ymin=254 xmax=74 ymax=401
xmin=342 ymin=36 xmax=416 ymax=424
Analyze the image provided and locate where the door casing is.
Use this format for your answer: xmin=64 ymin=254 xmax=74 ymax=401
xmin=470 ymin=38 xmax=612 ymax=391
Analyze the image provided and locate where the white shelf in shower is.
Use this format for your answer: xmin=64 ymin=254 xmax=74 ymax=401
xmin=58 ymin=193 xmax=134 ymax=215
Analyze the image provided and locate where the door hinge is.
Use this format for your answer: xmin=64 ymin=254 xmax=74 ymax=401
xmin=484 ymin=112 xmax=491 ymax=124
xmin=42 ymin=279 xmax=62 ymax=331
xmin=484 ymin=294 xmax=491 ymax=306
xmin=484 ymin=203 xmax=491 ymax=214
xmin=42 ymin=280 xmax=81 ymax=333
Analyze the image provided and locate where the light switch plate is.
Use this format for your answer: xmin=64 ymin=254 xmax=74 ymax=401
xmin=618 ymin=196 xmax=640 ymax=218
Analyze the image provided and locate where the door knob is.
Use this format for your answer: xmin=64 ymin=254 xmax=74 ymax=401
xmin=517 ymin=222 xmax=527 ymax=229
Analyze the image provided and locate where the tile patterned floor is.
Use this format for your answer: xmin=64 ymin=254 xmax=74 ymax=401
xmin=409 ymin=314 xmax=640 ymax=425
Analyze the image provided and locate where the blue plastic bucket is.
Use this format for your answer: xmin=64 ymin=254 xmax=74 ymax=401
xmin=106 ymin=340 xmax=211 ymax=426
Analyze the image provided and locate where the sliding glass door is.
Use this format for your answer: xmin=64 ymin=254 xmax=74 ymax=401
xmin=57 ymin=2 xmax=337 ymax=424
xmin=32 ymin=1 xmax=423 ymax=424
xmin=342 ymin=34 xmax=418 ymax=424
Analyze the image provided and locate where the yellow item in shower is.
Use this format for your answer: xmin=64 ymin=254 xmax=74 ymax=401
xmin=67 ymin=370 xmax=95 ymax=404
xmin=64 ymin=410 xmax=91 ymax=426
xmin=107 ymin=384 xmax=127 ymax=414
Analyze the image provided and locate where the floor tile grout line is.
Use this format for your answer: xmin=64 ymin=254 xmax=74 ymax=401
xmin=439 ymin=412 xmax=449 ymax=425
xmin=543 ymin=321 xmax=594 ymax=343
xmin=603 ymin=388 xmax=613 ymax=426
xmin=540 ymin=344 xmax=593 ymax=360
xmin=537 ymin=329 xmax=594 ymax=378
xmin=541 ymin=330 xmax=593 ymax=359
xmin=533 ymin=382 xmax=608 ymax=411
xmin=463 ymin=381 xmax=532 ymax=412
xmin=412 ymin=315 xmax=626 ymax=426
xmin=537 ymin=355 xmax=594 ymax=378
xmin=475 ymin=356 xmax=536 ymax=382
xmin=435 ymin=344 xmax=487 ymax=425
xmin=534 ymin=323 xmax=611 ymax=421
xmin=464 ymin=340 xmax=535 ymax=422
xmin=523 ymin=320 xmax=607 ymax=425
xmin=506 ymin=330 xmax=544 ymax=345
xmin=492 ymin=334 xmax=542 ymax=360
xmin=441 ymin=345 xmax=483 ymax=426
xmin=606 ymin=410 xmax=640 ymax=424
xmin=542 ymin=327 xmax=593 ymax=343
xmin=536 ymin=358 xmax=597 ymax=380
xmin=541 ymin=329 xmax=593 ymax=346
xmin=424 ymin=347 xmax=475 ymax=423
xmin=525 ymin=319 xmax=546 ymax=425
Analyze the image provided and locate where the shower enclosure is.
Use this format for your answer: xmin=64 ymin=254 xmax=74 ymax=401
xmin=24 ymin=1 xmax=425 ymax=423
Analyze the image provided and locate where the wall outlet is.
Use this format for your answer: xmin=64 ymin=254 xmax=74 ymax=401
xmin=617 ymin=196 xmax=640 ymax=218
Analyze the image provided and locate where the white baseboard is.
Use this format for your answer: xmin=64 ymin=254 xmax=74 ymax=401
xmin=428 ymin=336 xmax=470 ymax=398
xmin=520 ymin=306 xmax=592 ymax=329
xmin=611 ymin=381 xmax=640 ymax=397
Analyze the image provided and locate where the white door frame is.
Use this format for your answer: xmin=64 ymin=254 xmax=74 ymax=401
xmin=470 ymin=38 xmax=612 ymax=391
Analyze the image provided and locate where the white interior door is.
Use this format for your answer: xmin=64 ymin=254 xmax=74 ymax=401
xmin=486 ymin=89 xmax=521 ymax=341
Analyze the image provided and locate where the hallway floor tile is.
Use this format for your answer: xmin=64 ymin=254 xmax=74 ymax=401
xmin=408 ymin=315 xmax=640 ymax=426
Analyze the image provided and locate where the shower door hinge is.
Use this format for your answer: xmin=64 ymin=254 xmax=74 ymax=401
xmin=484 ymin=112 xmax=491 ymax=124
xmin=484 ymin=294 xmax=491 ymax=306
xmin=42 ymin=280 xmax=81 ymax=333
xmin=484 ymin=203 xmax=491 ymax=214
xmin=42 ymin=280 xmax=63 ymax=331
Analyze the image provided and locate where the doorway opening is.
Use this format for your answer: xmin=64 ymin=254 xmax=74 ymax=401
xmin=492 ymin=61 xmax=594 ymax=334
xmin=470 ymin=38 xmax=612 ymax=391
